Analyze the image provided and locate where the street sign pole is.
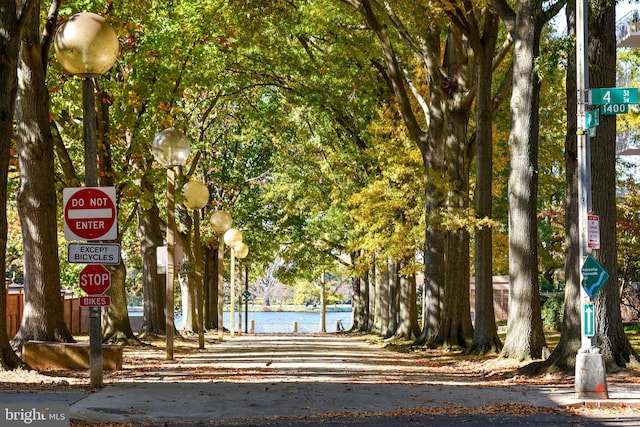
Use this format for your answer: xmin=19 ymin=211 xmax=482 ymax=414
xmin=575 ymin=0 xmax=608 ymax=399
xmin=81 ymin=78 xmax=104 ymax=389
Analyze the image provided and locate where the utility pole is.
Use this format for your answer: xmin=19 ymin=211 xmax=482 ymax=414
xmin=575 ymin=0 xmax=608 ymax=399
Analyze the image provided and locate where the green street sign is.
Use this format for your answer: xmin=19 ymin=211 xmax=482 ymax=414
xmin=581 ymin=255 xmax=609 ymax=299
xmin=242 ymin=290 xmax=252 ymax=300
xmin=590 ymin=87 xmax=638 ymax=105
xmin=585 ymin=108 xmax=599 ymax=128
xmin=600 ymin=103 xmax=628 ymax=115
xmin=583 ymin=303 xmax=595 ymax=337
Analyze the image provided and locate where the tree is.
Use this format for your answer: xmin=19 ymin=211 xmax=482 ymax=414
xmin=0 ymin=0 xmax=34 ymax=369
xmin=440 ymin=1 xmax=508 ymax=355
xmin=12 ymin=0 xmax=73 ymax=350
xmin=587 ymin=2 xmax=638 ymax=368
xmin=488 ymin=0 xmax=565 ymax=361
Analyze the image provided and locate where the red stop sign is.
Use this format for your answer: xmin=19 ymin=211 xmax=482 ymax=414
xmin=79 ymin=264 xmax=111 ymax=295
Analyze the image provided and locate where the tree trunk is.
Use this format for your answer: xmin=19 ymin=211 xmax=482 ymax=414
xmin=588 ymin=3 xmax=638 ymax=367
xmin=13 ymin=1 xmax=73 ymax=350
xmin=319 ymin=273 xmax=326 ymax=333
xmin=429 ymin=27 xmax=474 ymax=350
xmin=103 ymin=263 xmax=139 ymax=344
xmin=467 ymin=8 xmax=502 ymax=355
xmin=385 ymin=260 xmax=398 ymax=338
xmin=500 ymin=1 xmax=546 ymax=361
xmin=373 ymin=260 xmax=383 ymax=334
xmin=137 ymin=178 xmax=166 ymax=336
xmin=203 ymin=244 xmax=217 ymax=329
xmin=529 ymin=3 xmax=581 ymax=374
xmin=379 ymin=260 xmax=390 ymax=337
xmin=179 ymin=273 xmax=195 ymax=333
xmin=394 ymin=259 xmax=418 ymax=339
xmin=0 ymin=0 xmax=30 ymax=369
xmin=350 ymin=252 xmax=367 ymax=332
xmin=97 ymin=89 xmax=140 ymax=345
xmin=367 ymin=267 xmax=375 ymax=332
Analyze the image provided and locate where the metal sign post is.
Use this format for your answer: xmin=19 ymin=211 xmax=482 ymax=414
xmin=575 ymin=0 xmax=608 ymax=399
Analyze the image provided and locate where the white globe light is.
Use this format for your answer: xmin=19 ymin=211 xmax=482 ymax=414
xmin=152 ymin=128 xmax=191 ymax=167
xmin=235 ymin=242 xmax=249 ymax=259
xmin=183 ymin=181 xmax=209 ymax=210
xmin=54 ymin=13 xmax=119 ymax=77
xmin=210 ymin=211 xmax=232 ymax=233
xmin=224 ymin=228 xmax=243 ymax=248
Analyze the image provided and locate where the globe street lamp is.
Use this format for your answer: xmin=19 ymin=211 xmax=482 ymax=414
xmin=210 ymin=211 xmax=233 ymax=341
xmin=224 ymin=228 xmax=243 ymax=337
xmin=234 ymin=242 xmax=249 ymax=334
xmin=152 ymin=129 xmax=191 ymax=360
xmin=183 ymin=180 xmax=209 ymax=349
xmin=54 ymin=12 xmax=118 ymax=389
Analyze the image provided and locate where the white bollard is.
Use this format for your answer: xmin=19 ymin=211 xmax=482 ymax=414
xmin=293 ymin=321 xmax=298 ymax=333
xmin=250 ymin=319 xmax=255 ymax=334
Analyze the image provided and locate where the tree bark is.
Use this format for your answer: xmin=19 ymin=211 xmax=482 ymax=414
xmin=13 ymin=0 xmax=73 ymax=350
xmin=103 ymin=263 xmax=139 ymax=344
xmin=137 ymin=177 xmax=166 ymax=336
xmin=97 ymin=89 xmax=140 ymax=345
xmin=490 ymin=0 xmax=547 ymax=361
xmin=465 ymin=6 xmax=503 ymax=355
xmin=0 ymin=0 xmax=33 ymax=369
xmin=588 ymin=3 xmax=638 ymax=367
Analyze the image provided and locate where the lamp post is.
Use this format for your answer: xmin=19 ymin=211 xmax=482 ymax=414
xmin=183 ymin=180 xmax=209 ymax=349
xmin=235 ymin=242 xmax=249 ymax=334
xmin=224 ymin=228 xmax=243 ymax=337
xmin=152 ymin=128 xmax=191 ymax=360
xmin=54 ymin=12 xmax=118 ymax=389
xmin=235 ymin=242 xmax=249 ymax=333
xmin=210 ymin=211 xmax=233 ymax=341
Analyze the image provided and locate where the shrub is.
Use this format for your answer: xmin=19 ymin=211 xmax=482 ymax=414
xmin=542 ymin=292 xmax=564 ymax=331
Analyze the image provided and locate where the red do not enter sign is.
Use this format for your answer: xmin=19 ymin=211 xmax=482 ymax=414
xmin=63 ymin=187 xmax=117 ymax=241
xmin=79 ymin=264 xmax=111 ymax=295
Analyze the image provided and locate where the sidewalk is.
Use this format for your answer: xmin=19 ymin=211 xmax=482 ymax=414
xmin=2 ymin=335 xmax=640 ymax=425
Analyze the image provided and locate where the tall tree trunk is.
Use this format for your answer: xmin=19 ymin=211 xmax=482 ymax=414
xmin=430 ymin=27 xmax=474 ymax=349
xmin=394 ymin=258 xmax=418 ymax=339
xmin=367 ymin=267 xmax=375 ymax=332
xmin=137 ymin=177 xmax=166 ymax=336
xmin=103 ymin=263 xmax=139 ymax=344
xmin=530 ymin=2 xmax=581 ymax=374
xmin=588 ymin=3 xmax=638 ymax=367
xmin=0 ymin=0 xmax=32 ymax=369
xmin=467 ymin=7 xmax=502 ymax=355
xmin=350 ymin=251 xmax=367 ymax=332
xmin=204 ymin=244 xmax=219 ymax=330
xmin=13 ymin=0 xmax=73 ymax=350
xmin=491 ymin=0 xmax=547 ymax=361
xmin=385 ymin=260 xmax=398 ymax=338
xmin=97 ymin=89 xmax=140 ymax=345
xmin=373 ymin=260 xmax=383 ymax=334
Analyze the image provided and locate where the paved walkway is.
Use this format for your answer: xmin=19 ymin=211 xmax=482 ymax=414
xmin=3 ymin=334 xmax=640 ymax=425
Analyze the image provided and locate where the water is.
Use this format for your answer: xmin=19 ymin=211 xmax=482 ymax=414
xmin=130 ymin=308 xmax=353 ymax=333
xmin=223 ymin=310 xmax=352 ymax=333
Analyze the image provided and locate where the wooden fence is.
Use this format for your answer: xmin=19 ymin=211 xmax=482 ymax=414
xmin=6 ymin=284 xmax=89 ymax=337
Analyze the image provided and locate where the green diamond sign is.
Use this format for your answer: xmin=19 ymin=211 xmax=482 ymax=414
xmin=581 ymin=255 xmax=609 ymax=299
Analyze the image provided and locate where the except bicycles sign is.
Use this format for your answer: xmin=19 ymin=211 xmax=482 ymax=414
xmin=63 ymin=187 xmax=117 ymax=241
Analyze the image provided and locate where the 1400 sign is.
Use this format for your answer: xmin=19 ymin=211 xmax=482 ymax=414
xmin=601 ymin=103 xmax=628 ymax=115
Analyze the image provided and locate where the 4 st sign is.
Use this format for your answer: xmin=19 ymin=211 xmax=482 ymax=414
xmin=589 ymin=87 xmax=638 ymax=105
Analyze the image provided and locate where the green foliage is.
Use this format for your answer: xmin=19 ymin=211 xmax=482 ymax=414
xmin=541 ymin=293 xmax=564 ymax=332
